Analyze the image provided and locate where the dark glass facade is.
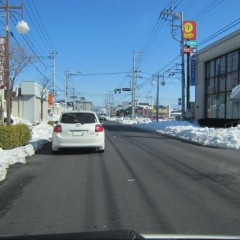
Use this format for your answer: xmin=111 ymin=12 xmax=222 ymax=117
xmin=205 ymin=50 xmax=240 ymax=119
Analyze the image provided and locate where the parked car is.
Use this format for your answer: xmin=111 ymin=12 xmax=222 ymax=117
xmin=52 ymin=111 xmax=105 ymax=154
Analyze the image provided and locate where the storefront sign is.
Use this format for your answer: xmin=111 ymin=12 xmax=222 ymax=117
xmin=184 ymin=46 xmax=197 ymax=54
xmin=191 ymin=56 xmax=196 ymax=86
xmin=183 ymin=21 xmax=197 ymax=40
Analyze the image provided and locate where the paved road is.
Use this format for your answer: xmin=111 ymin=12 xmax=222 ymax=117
xmin=0 ymin=121 xmax=240 ymax=237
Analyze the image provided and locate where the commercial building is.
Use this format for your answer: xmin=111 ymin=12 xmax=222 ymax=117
xmin=195 ymin=29 xmax=240 ymax=122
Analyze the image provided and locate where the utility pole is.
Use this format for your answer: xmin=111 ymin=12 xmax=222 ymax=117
xmin=156 ymin=73 xmax=160 ymax=122
xmin=64 ymin=71 xmax=81 ymax=112
xmin=49 ymin=51 xmax=57 ymax=114
xmin=70 ymin=87 xmax=77 ymax=110
xmin=186 ymin=52 xmax=191 ymax=111
xmin=131 ymin=50 xmax=144 ymax=119
xmin=4 ymin=1 xmax=10 ymax=125
xmin=152 ymin=73 xmax=160 ymax=122
xmin=0 ymin=0 xmax=29 ymax=125
xmin=64 ymin=71 xmax=69 ymax=112
xmin=180 ymin=11 xmax=186 ymax=119
xmin=161 ymin=7 xmax=185 ymax=119
xmin=131 ymin=50 xmax=136 ymax=120
xmin=105 ymin=91 xmax=113 ymax=118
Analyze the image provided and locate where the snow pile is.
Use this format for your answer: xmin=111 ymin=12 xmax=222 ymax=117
xmin=134 ymin=120 xmax=240 ymax=149
xmin=117 ymin=117 xmax=152 ymax=125
xmin=29 ymin=122 xmax=53 ymax=151
xmin=12 ymin=116 xmax=32 ymax=126
xmin=47 ymin=113 xmax=60 ymax=122
xmin=0 ymin=145 xmax=35 ymax=181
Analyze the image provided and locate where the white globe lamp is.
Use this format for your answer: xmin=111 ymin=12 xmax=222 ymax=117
xmin=16 ymin=20 xmax=30 ymax=34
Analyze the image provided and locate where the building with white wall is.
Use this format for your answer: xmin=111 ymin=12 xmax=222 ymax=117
xmin=12 ymin=81 xmax=48 ymax=123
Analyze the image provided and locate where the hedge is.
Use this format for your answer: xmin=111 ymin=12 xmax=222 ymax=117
xmin=0 ymin=124 xmax=31 ymax=150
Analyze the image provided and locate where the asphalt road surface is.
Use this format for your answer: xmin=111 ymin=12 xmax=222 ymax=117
xmin=0 ymin=120 xmax=240 ymax=237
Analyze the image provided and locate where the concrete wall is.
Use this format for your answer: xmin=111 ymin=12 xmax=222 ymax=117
xmin=75 ymin=101 xmax=92 ymax=111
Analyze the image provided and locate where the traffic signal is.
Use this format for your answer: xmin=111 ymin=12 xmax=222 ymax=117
xmin=114 ymin=88 xmax=121 ymax=94
xmin=178 ymin=98 xmax=182 ymax=105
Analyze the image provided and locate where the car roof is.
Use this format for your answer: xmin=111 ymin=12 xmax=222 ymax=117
xmin=61 ymin=111 xmax=96 ymax=114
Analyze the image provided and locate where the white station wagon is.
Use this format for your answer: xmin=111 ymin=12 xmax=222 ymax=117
xmin=52 ymin=111 xmax=105 ymax=154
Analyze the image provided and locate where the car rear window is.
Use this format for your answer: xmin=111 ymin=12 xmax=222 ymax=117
xmin=60 ymin=113 xmax=97 ymax=124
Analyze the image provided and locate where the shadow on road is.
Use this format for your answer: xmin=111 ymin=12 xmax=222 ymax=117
xmin=36 ymin=142 xmax=100 ymax=156
xmin=103 ymin=122 xmax=151 ymax=133
xmin=123 ymin=135 xmax=171 ymax=139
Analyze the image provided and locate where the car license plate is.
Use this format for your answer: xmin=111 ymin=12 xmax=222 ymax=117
xmin=73 ymin=131 xmax=84 ymax=136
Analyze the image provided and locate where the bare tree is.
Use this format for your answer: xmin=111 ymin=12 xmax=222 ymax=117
xmin=8 ymin=44 xmax=37 ymax=118
xmin=39 ymin=76 xmax=52 ymax=121
xmin=9 ymin=44 xmax=36 ymax=91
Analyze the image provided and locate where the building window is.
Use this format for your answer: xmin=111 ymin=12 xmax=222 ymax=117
xmin=226 ymin=93 xmax=240 ymax=119
xmin=207 ymin=93 xmax=225 ymax=118
xmin=215 ymin=75 xmax=226 ymax=93
xmin=206 ymin=77 xmax=215 ymax=94
xmin=206 ymin=60 xmax=215 ymax=94
xmin=215 ymin=56 xmax=226 ymax=93
xmin=205 ymin=50 xmax=240 ymax=119
xmin=227 ymin=51 xmax=238 ymax=72
xmin=226 ymin=71 xmax=238 ymax=91
xmin=216 ymin=56 xmax=226 ymax=75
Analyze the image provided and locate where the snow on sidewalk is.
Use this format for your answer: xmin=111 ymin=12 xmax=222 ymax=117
xmin=0 ymin=121 xmax=53 ymax=182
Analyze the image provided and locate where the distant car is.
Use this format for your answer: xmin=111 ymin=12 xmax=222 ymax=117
xmin=52 ymin=111 xmax=105 ymax=154
xmin=99 ymin=114 xmax=107 ymax=121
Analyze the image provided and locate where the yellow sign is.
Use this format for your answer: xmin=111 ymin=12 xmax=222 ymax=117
xmin=183 ymin=21 xmax=196 ymax=40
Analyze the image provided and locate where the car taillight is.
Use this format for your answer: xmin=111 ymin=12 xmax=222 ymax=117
xmin=95 ymin=124 xmax=104 ymax=132
xmin=53 ymin=125 xmax=62 ymax=133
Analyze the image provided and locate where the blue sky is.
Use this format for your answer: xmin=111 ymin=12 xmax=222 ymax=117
xmin=8 ymin=0 xmax=240 ymax=108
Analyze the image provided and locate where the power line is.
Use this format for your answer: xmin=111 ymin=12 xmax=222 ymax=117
xmin=198 ymin=17 xmax=240 ymax=47
xmin=24 ymin=3 xmax=52 ymax=54
xmin=191 ymin=0 xmax=225 ymax=21
xmin=11 ymin=31 xmax=51 ymax=83
xmin=26 ymin=0 xmax=56 ymax=51
xmin=76 ymin=71 xmax=131 ymax=76
xmin=31 ymin=0 xmax=56 ymax=51
xmin=10 ymin=14 xmax=49 ymax=69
